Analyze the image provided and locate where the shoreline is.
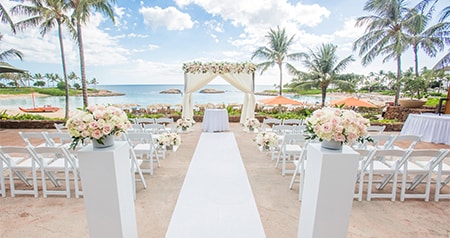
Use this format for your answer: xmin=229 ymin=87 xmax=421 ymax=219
xmin=0 ymin=91 xmax=392 ymax=119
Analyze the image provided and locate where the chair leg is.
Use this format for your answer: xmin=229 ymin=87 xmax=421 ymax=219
xmin=289 ymin=162 xmax=299 ymax=189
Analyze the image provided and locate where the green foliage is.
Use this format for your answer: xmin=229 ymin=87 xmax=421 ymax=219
xmin=0 ymin=110 xmax=62 ymax=120
xmin=424 ymin=97 xmax=441 ymax=106
xmin=56 ymin=81 xmax=66 ymax=91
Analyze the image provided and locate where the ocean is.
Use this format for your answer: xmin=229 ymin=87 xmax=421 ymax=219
xmin=0 ymin=84 xmax=324 ymax=110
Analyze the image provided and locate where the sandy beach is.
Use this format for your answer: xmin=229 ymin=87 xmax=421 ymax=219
xmin=0 ymin=123 xmax=450 ymax=237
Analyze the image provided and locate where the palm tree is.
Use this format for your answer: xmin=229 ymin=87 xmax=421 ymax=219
xmin=251 ymin=26 xmax=304 ymax=96
xmin=290 ymin=43 xmax=355 ymax=107
xmin=433 ymin=5 xmax=450 ymax=70
xmin=407 ymin=0 xmax=448 ymax=77
xmin=0 ymin=34 xmax=23 ymax=61
xmin=353 ymin=0 xmax=413 ymax=105
xmin=12 ymin=0 xmax=72 ymax=119
xmin=69 ymin=0 xmax=116 ymax=107
xmin=0 ymin=3 xmax=16 ymax=33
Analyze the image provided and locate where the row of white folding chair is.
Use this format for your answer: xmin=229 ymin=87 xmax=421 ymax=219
xmin=355 ymin=148 xmax=450 ymax=202
xmin=276 ymin=133 xmax=309 ymax=176
xmin=133 ymin=117 xmax=174 ymax=132
xmin=355 ymin=134 xmax=421 ymax=151
xmin=0 ymin=146 xmax=81 ymax=198
xmin=261 ymin=118 xmax=304 ymax=132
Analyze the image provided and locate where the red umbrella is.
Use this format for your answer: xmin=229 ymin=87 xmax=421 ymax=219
xmin=330 ymin=97 xmax=377 ymax=108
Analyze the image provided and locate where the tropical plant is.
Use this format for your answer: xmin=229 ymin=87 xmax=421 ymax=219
xmin=289 ymin=43 xmax=355 ymax=107
xmin=12 ymin=0 xmax=72 ymax=119
xmin=69 ymin=0 xmax=116 ymax=107
xmin=433 ymin=5 xmax=450 ymax=70
xmin=353 ymin=0 xmax=413 ymax=105
xmin=0 ymin=34 xmax=23 ymax=61
xmin=0 ymin=2 xmax=16 ymax=33
xmin=251 ymin=26 xmax=304 ymax=96
xmin=407 ymin=0 xmax=448 ymax=77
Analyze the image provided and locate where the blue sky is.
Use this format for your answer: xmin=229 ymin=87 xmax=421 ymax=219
xmin=1 ymin=0 xmax=448 ymax=85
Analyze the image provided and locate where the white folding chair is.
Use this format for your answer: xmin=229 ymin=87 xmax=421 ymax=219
xmin=261 ymin=118 xmax=282 ymax=132
xmin=276 ymin=133 xmax=307 ymax=176
xmin=282 ymin=119 xmax=303 ymax=126
xmin=43 ymin=132 xmax=72 ymax=148
xmin=134 ymin=118 xmax=155 ymax=125
xmin=425 ymin=151 xmax=450 ymax=201
xmin=125 ymin=132 xmax=160 ymax=175
xmin=0 ymin=158 xmax=6 ymax=197
xmin=288 ymin=137 xmax=310 ymax=199
xmin=353 ymin=148 xmax=376 ymax=201
xmin=366 ymin=125 xmax=386 ymax=135
xmin=19 ymin=131 xmax=50 ymax=147
xmin=0 ymin=146 xmax=39 ymax=197
xmin=272 ymin=125 xmax=294 ymax=135
xmin=155 ymin=117 xmax=175 ymax=132
xmin=365 ymin=149 xmax=410 ymax=201
xmin=143 ymin=123 xmax=165 ymax=134
xmin=398 ymin=149 xmax=449 ymax=202
xmin=29 ymin=146 xmax=79 ymax=198
xmin=128 ymin=123 xmax=144 ymax=133
xmin=388 ymin=134 xmax=421 ymax=151
xmin=54 ymin=123 xmax=68 ymax=133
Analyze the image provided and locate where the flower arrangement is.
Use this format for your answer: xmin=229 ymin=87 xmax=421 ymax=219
xmin=305 ymin=107 xmax=371 ymax=145
xmin=244 ymin=118 xmax=260 ymax=131
xmin=253 ymin=131 xmax=279 ymax=150
xmin=176 ymin=118 xmax=195 ymax=130
xmin=182 ymin=62 xmax=256 ymax=74
xmin=66 ymin=105 xmax=132 ymax=149
xmin=156 ymin=132 xmax=181 ymax=147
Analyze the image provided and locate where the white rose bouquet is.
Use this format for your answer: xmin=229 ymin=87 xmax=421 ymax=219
xmin=66 ymin=105 xmax=131 ymax=149
xmin=305 ymin=107 xmax=371 ymax=144
xmin=254 ymin=131 xmax=279 ymax=150
xmin=244 ymin=118 xmax=260 ymax=131
xmin=176 ymin=118 xmax=195 ymax=130
xmin=156 ymin=132 xmax=181 ymax=147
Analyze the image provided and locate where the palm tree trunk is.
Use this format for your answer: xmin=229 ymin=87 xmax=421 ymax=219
xmin=57 ymin=21 xmax=69 ymax=119
xmin=413 ymin=45 xmax=419 ymax=77
xmin=278 ymin=63 xmax=283 ymax=96
xmin=394 ymin=55 xmax=402 ymax=106
xmin=321 ymin=86 xmax=327 ymax=107
xmin=77 ymin=22 xmax=88 ymax=107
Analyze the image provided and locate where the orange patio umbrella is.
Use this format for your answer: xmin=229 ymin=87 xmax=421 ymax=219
xmin=330 ymin=97 xmax=377 ymax=108
xmin=258 ymin=95 xmax=302 ymax=105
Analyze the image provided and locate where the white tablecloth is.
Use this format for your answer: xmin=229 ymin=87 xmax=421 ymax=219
xmin=202 ymin=109 xmax=230 ymax=132
xmin=401 ymin=114 xmax=450 ymax=145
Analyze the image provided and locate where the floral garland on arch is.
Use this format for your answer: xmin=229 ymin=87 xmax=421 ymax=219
xmin=182 ymin=62 xmax=257 ymax=74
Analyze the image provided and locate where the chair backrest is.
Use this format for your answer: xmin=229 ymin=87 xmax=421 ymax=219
xmin=135 ymin=118 xmax=155 ymax=125
xmin=44 ymin=132 xmax=72 ymax=147
xmin=272 ymin=125 xmax=294 ymax=135
xmin=54 ymin=123 xmax=68 ymax=133
xmin=155 ymin=117 xmax=173 ymax=124
xmin=262 ymin=118 xmax=282 ymax=131
xmin=292 ymin=125 xmax=306 ymax=134
xmin=389 ymin=135 xmax=421 ymax=150
xmin=29 ymin=146 xmax=76 ymax=168
xmin=143 ymin=124 xmax=165 ymax=134
xmin=283 ymin=119 xmax=303 ymax=126
xmin=0 ymin=146 xmax=34 ymax=167
xmin=129 ymin=123 xmax=144 ymax=132
xmin=406 ymin=149 xmax=448 ymax=169
xmin=364 ymin=149 xmax=410 ymax=170
xmin=125 ymin=132 xmax=153 ymax=145
xmin=367 ymin=125 xmax=386 ymax=135
xmin=18 ymin=132 xmax=50 ymax=147
xmin=363 ymin=134 xmax=395 ymax=150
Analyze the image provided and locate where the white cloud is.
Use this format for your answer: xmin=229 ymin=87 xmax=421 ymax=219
xmin=334 ymin=18 xmax=365 ymax=39
xmin=139 ymin=6 xmax=195 ymax=31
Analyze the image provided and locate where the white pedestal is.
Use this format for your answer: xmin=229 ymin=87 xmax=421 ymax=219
xmin=298 ymin=143 xmax=359 ymax=238
xmin=77 ymin=142 xmax=138 ymax=238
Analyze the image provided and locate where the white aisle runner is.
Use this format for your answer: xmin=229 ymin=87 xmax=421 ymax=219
xmin=166 ymin=133 xmax=266 ymax=238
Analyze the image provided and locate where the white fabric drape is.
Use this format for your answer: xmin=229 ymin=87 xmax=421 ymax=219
xmin=182 ymin=72 xmax=255 ymax=124
xmin=221 ymin=73 xmax=255 ymax=124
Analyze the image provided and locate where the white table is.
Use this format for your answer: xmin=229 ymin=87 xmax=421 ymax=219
xmin=401 ymin=113 xmax=450 ymax=145
xmin=202 ymin=109 xmax=230 ymax=132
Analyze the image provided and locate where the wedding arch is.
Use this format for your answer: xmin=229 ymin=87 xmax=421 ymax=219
xmin=181 ymin=62 xmax=257 ymax=124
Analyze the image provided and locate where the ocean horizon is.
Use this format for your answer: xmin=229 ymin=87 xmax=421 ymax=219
xmin=0 ymin=84 xmax=325 ymax=110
